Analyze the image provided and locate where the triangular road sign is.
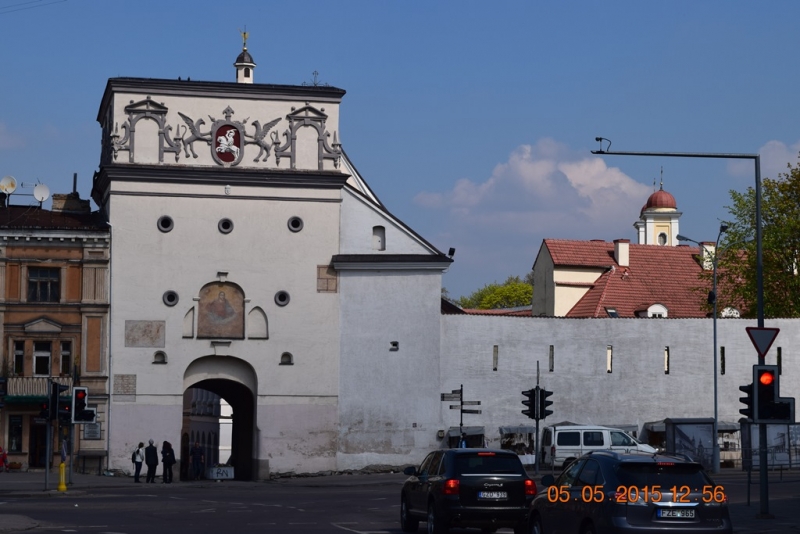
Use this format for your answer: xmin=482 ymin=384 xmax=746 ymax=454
xmin=746 ymin=327 xmax=780 ymax=358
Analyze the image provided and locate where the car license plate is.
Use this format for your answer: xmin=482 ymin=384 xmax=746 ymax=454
xmin=478 ymin=491 xmax=507 ymax=499
xmin=658 ymin=508 xmax=695 ymax=518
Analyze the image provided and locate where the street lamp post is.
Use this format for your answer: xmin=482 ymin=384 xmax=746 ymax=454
xmin=591 ymin=139 xmax=771 ymax=516
xmin=677 ymin=225 xmax=729 ymax=475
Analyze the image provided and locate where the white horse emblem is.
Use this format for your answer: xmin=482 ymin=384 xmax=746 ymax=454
xmin=216 ymin=129 xmax=240 ymax=158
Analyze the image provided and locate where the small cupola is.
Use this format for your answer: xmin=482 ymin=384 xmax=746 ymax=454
xmin=234 ymin=30 xmax=256 ymax=84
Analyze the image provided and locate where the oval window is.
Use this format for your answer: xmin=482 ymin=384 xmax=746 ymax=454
xmin=287 ymin=216 xmax=304 ymax=233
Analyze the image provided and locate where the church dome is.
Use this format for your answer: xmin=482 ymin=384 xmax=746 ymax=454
xmin=643 ymin=188 xmax=677 ymax=210
xmin=236 ymin=49 xmax=254 ymax=65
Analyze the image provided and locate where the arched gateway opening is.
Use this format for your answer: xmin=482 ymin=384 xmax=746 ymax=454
xmin=182 ymin=356 xmax=258 ymax=481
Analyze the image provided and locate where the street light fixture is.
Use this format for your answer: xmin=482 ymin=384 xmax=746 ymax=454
xmin=677 ymin=225 xmax=750 ymax=474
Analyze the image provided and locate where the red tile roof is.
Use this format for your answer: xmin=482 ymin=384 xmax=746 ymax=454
xmin=543 ymin=239 xmax=709 ymax=318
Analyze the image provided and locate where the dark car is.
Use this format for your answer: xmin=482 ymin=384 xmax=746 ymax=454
xmin=401 ymin=448 xmax=536 ymax=533
xmin=528 ymin=450 xmax=733 ymax=534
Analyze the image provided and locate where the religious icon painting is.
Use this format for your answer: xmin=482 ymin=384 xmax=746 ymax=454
xmin=197 ymin=282 xmax=245 ymax=338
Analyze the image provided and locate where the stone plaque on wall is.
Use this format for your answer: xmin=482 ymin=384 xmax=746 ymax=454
xmin=124 ymin=321 xmax=165 ymax=347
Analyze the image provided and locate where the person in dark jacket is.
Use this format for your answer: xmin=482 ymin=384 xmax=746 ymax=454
xmin=144 ymin=439 xmax=159 ymax=483
xmin=161 ymin=441 xmax=176 ymax=484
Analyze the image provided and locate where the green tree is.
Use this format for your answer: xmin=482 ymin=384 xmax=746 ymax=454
xmin=717 ymin=156 xmax=800 ymax=318
xmin=456 ymin=275 xmax=533 ymax=310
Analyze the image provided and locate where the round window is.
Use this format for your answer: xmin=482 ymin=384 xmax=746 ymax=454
xmin=287 ymin=216 xmax=304 ymax=233
xmin=658 ymin=232 xmax=667 ymax=246
xmin=274 ymin=290 xmax=290 ymax=307
xmin=157 ymin=216 xmax=174 ymax=233
xmin=163 ymin=290 xmax=179 ymax=307
xmin=218 ymin=218 xmax=234 ymax=234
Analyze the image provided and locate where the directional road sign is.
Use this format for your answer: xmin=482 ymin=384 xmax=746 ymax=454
xmin=461 ymin=409 xmax=482 ymax=414
xmin=441 ymin=393 xmax=461 ymax=401
xmin=461 ymin=401 xmax=481 ymax=406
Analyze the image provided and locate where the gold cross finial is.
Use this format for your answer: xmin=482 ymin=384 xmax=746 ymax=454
xmin=239 ymin=27 xmax=249 ymax=49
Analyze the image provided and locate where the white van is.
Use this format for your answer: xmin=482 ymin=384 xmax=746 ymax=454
xmin=540 ymin=425 xmax=656 ymax=469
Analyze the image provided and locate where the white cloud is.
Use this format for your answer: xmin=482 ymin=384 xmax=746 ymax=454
xmin=727 ymin=139 xmax=800 ymax=179
xmin=413 ymin=138 xmax=650 ymax=237
xmin=0 ymin=122 xmax=25 ymax=150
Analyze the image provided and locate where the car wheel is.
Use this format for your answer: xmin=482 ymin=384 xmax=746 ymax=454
xmin=529 ymin=515 xmax=543 ymax=534
xmin=427 ymin=502 xmax=447 ymax=534
xmin=400 ymin=495 xmax=419 ymax=532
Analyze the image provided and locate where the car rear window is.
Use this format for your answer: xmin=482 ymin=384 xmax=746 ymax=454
xmin=616 ymin=462 xmax=711 ymax=488
xmin=455 ymin=454 xmax=525 ymax=475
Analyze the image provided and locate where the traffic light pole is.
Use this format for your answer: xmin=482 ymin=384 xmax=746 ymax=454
xmin=534 ymin=362 xmax=540 ymax=476
xmin=44 ymin=379 xmax=52 ymax=491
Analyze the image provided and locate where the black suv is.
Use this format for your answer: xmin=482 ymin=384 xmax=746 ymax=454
xmin=401 ymin=448 xmax=536 ymax=533
xmin=529 ymin=450 xmax=732 ymax=534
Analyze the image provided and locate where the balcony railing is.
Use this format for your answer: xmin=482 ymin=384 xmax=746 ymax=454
xmin=5 ymin=376 xmax=73 ymax=397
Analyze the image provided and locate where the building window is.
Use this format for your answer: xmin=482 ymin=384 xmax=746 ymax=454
xmin=492 ymin=345 xmax=498 ymax=371
xmin=244 ymin=67 xmax=250 ymax=78
xmin=777 ymin=346 xmax=782 ymax=375
xmin=280 ymin=352 xmax=293 ymax=365
xmin=60 ymin=341 xmax=72 ymax=376
xmin=8 ymin=415 xmax=23 ymax=452
xmin=13 ymin=341 xmax=24 ymax=376
xmin=33 ymin=341 xmax=51 ymax=376
xmin=549 ymin=345 xmax=554 ymax=372
xmin=664 ymin=346 xmax=670 ymax=375
xmin=606 ymin=345 xmax=613 ymax=374
xmin=373 ymin=226 xmax=386 ymax=251
xmin=657 ymin=232 xmax=667 ymax=246
xmin=720 ymin=346 xmax=726 ymax=375
xmin=28 ymin=267 xmax=60 ymax=302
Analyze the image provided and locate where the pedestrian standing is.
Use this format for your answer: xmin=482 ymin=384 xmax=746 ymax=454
xmin=161 ymin=441 xmax=176 ymax=484
xmin=144 ymin=439 xmax=159 ymax=483
xmin=189 ymin=441 xmax=204 ymax=481
xmin=132 ymin=442 xmax=144 ymax=482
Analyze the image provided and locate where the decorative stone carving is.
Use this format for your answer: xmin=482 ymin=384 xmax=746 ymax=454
xmin=272 ymin=104 xmax=341 ymax=170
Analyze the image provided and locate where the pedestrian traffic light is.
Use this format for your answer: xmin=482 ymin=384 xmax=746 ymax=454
xmin=50 ymin=382 xmax=69 ymax=421
xmin=739 ymin=382 xmax=754 ymax=420
xmin=72 ymin=386 xmax=96 ymax=423
xmin=539 ymin=388 xmax=553 ymax=420
xmin=521 ymin=388 xmax=537 ymax=420
xmin=39 ymin=402 xmax=50 ymax=420
xmin=753 ymin=364 xmax=795 ymax=423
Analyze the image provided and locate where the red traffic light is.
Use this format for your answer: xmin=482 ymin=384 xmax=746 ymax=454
xmin=76 ymin=390 xmax=87 ymax=400
xmin=759 ymin=371 xmax=775 ymax=386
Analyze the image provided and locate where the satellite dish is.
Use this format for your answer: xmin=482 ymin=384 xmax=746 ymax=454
xmin=0 ymin=175 xmax=17 ymax=194
xmin=33 ymin=184 xmax=50 ymax=203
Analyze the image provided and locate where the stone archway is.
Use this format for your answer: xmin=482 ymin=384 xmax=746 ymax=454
xmin=183 ymin=356 xmax=258 ymax=480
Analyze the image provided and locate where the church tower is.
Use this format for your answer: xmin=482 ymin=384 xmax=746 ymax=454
xmin=234 ymin=30 xmax=255 ymax=84
xmin=634 ymin=181 xmax=681 ymax=246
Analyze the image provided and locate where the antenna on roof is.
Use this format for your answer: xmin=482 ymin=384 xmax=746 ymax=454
xmin=660 ymin=166 xmax=664 ymax=190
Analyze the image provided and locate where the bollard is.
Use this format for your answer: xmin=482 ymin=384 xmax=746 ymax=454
xmin=57 ymin=462 xmax=67 ymax=492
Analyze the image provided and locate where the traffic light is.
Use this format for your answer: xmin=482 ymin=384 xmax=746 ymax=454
xmin=72 ymin=386 xmax=95 ymax=423
xmin=58 ymin=401 xmax=72 ymax=424
xmin=50 ymin=382 xmax=69 ymax=421
xmin=539 ymin=388 xmax=553 ymax=420
xmin=739 ymin=382 xmax=754 ymax=420
xmin=521 ymin=388 xmax=537 ymax=420
xmin=754 ymin=364 xmax=795 ymax=423
xmin=38 ymin=402 xmax=50 ymax=420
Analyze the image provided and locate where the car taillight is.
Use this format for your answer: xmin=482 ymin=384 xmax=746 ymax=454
xmin=525 ymin=479 xmax=537 ymax=495
xmin=442 ymin=479 xmax=460 ymax=495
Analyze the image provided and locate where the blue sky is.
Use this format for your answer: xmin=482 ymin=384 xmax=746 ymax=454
xmin=2 ymin=1 xmax=800 ymax=299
